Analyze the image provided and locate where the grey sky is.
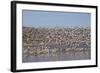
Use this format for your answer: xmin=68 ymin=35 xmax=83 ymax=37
xmin=22 ymin=10 xmax=91 ymax=28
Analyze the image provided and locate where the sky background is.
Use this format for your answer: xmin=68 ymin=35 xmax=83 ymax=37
xmin=22 ymin=10 xmax=91 ymax=28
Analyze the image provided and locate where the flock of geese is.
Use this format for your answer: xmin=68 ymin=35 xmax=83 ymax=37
xmin=23 ymin=26 xmax=91 ymax=57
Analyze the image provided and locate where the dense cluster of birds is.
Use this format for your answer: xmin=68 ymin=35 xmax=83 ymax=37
xmin=22 ymin=26 xmax=91 ymax=57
